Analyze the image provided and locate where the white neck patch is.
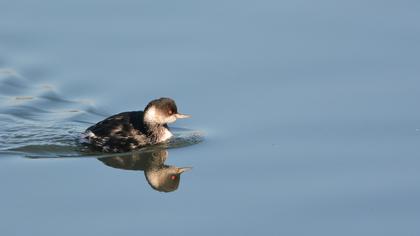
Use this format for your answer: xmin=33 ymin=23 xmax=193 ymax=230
xmin=144 ymin=106 xmax=158 ymax=123
xmin=144 ymin=106 xmax=176 ymax=124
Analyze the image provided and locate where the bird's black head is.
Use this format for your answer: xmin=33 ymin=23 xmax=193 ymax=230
xmin=144 ymin=97 xmax=190 ymax=124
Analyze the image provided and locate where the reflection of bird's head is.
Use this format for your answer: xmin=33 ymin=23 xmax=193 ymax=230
xmin=145 ymin=166 xmax=191 ymax=192
xmin=145 ymin=150 xmax=191 ymax=192
xmin=97 ymin=149 xmax=191 ymax=192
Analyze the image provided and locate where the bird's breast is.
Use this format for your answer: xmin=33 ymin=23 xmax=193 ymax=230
xmin=158 ymin=127 xmax=173 ymax=142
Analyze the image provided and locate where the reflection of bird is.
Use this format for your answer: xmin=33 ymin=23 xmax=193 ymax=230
xmin=81 ymin=98 xmax=190 ymax=152
xmin=98 ymin=150 xmax=191 ymax=192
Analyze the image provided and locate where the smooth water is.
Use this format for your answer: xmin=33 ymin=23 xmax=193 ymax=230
xmin=1 ymin=0 xmax=420 ymax=235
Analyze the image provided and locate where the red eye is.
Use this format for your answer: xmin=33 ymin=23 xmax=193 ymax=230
xmin=170 ymin=175 xmax=177 ymax=180
xmin=168 ymin=110 xmax=173 ymax=115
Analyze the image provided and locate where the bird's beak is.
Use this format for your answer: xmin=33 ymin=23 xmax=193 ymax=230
xmin=177 ymin=167 xmax=192 ymax=173
xmin=175 ymin=113 xmax=191 ymax=119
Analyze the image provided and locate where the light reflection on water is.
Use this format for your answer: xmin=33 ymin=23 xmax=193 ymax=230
xmin=1 ymin=0 xmax=420 ymax=235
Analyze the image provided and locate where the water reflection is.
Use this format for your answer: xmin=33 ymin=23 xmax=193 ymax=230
xmin=98 ymin=149 xmax=191 ymax=192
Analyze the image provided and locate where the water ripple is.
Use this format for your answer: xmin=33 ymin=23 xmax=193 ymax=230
xmin=0 ymin=67 xmax=203 ymax=158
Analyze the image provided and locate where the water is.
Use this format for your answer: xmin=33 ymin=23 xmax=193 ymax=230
xmin=1 ymin=0 xmax=420 ymax=235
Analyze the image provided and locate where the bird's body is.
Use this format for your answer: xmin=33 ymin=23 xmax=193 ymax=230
xmin=81 ymin=98 xmax=190 ymax=153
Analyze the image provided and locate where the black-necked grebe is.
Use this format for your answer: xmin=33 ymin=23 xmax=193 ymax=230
xmin=81 ymin=97 xmax=190 ymax=152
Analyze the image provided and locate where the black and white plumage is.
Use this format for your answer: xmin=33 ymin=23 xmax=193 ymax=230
xmin=81 ymin=98 xmax=190 ymax=152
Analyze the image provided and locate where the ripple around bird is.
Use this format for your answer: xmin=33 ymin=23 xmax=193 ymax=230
xmin=0 ymin=70 xmax=203 ymax=159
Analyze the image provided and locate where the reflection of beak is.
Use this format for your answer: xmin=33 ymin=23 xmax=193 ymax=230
xmin=175 ymin=113 xmax=191 ymax=119
xmin=177 ymin=167 xmax=192 ymax=174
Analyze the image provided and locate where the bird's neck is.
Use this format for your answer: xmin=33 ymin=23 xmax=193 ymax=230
xmin=143 ymin=122 xmax=172 ymax=143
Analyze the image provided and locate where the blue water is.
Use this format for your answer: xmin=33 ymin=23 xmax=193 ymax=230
xmin=1 ymin=0 xmax=420 ymax=235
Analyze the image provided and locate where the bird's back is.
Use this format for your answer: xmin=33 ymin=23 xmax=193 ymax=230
xmin=83 ymin=111 xmax=148 ymax=152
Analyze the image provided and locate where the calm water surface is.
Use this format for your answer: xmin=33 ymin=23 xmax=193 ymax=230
xmin=1 ymin=0 xmax=420 ymax=235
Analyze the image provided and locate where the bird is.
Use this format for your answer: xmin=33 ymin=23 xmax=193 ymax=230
xmin=98 ymin=149 xmax=191 ymax=192
xmin=80 ymin=97 xmax=190 ymax=152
